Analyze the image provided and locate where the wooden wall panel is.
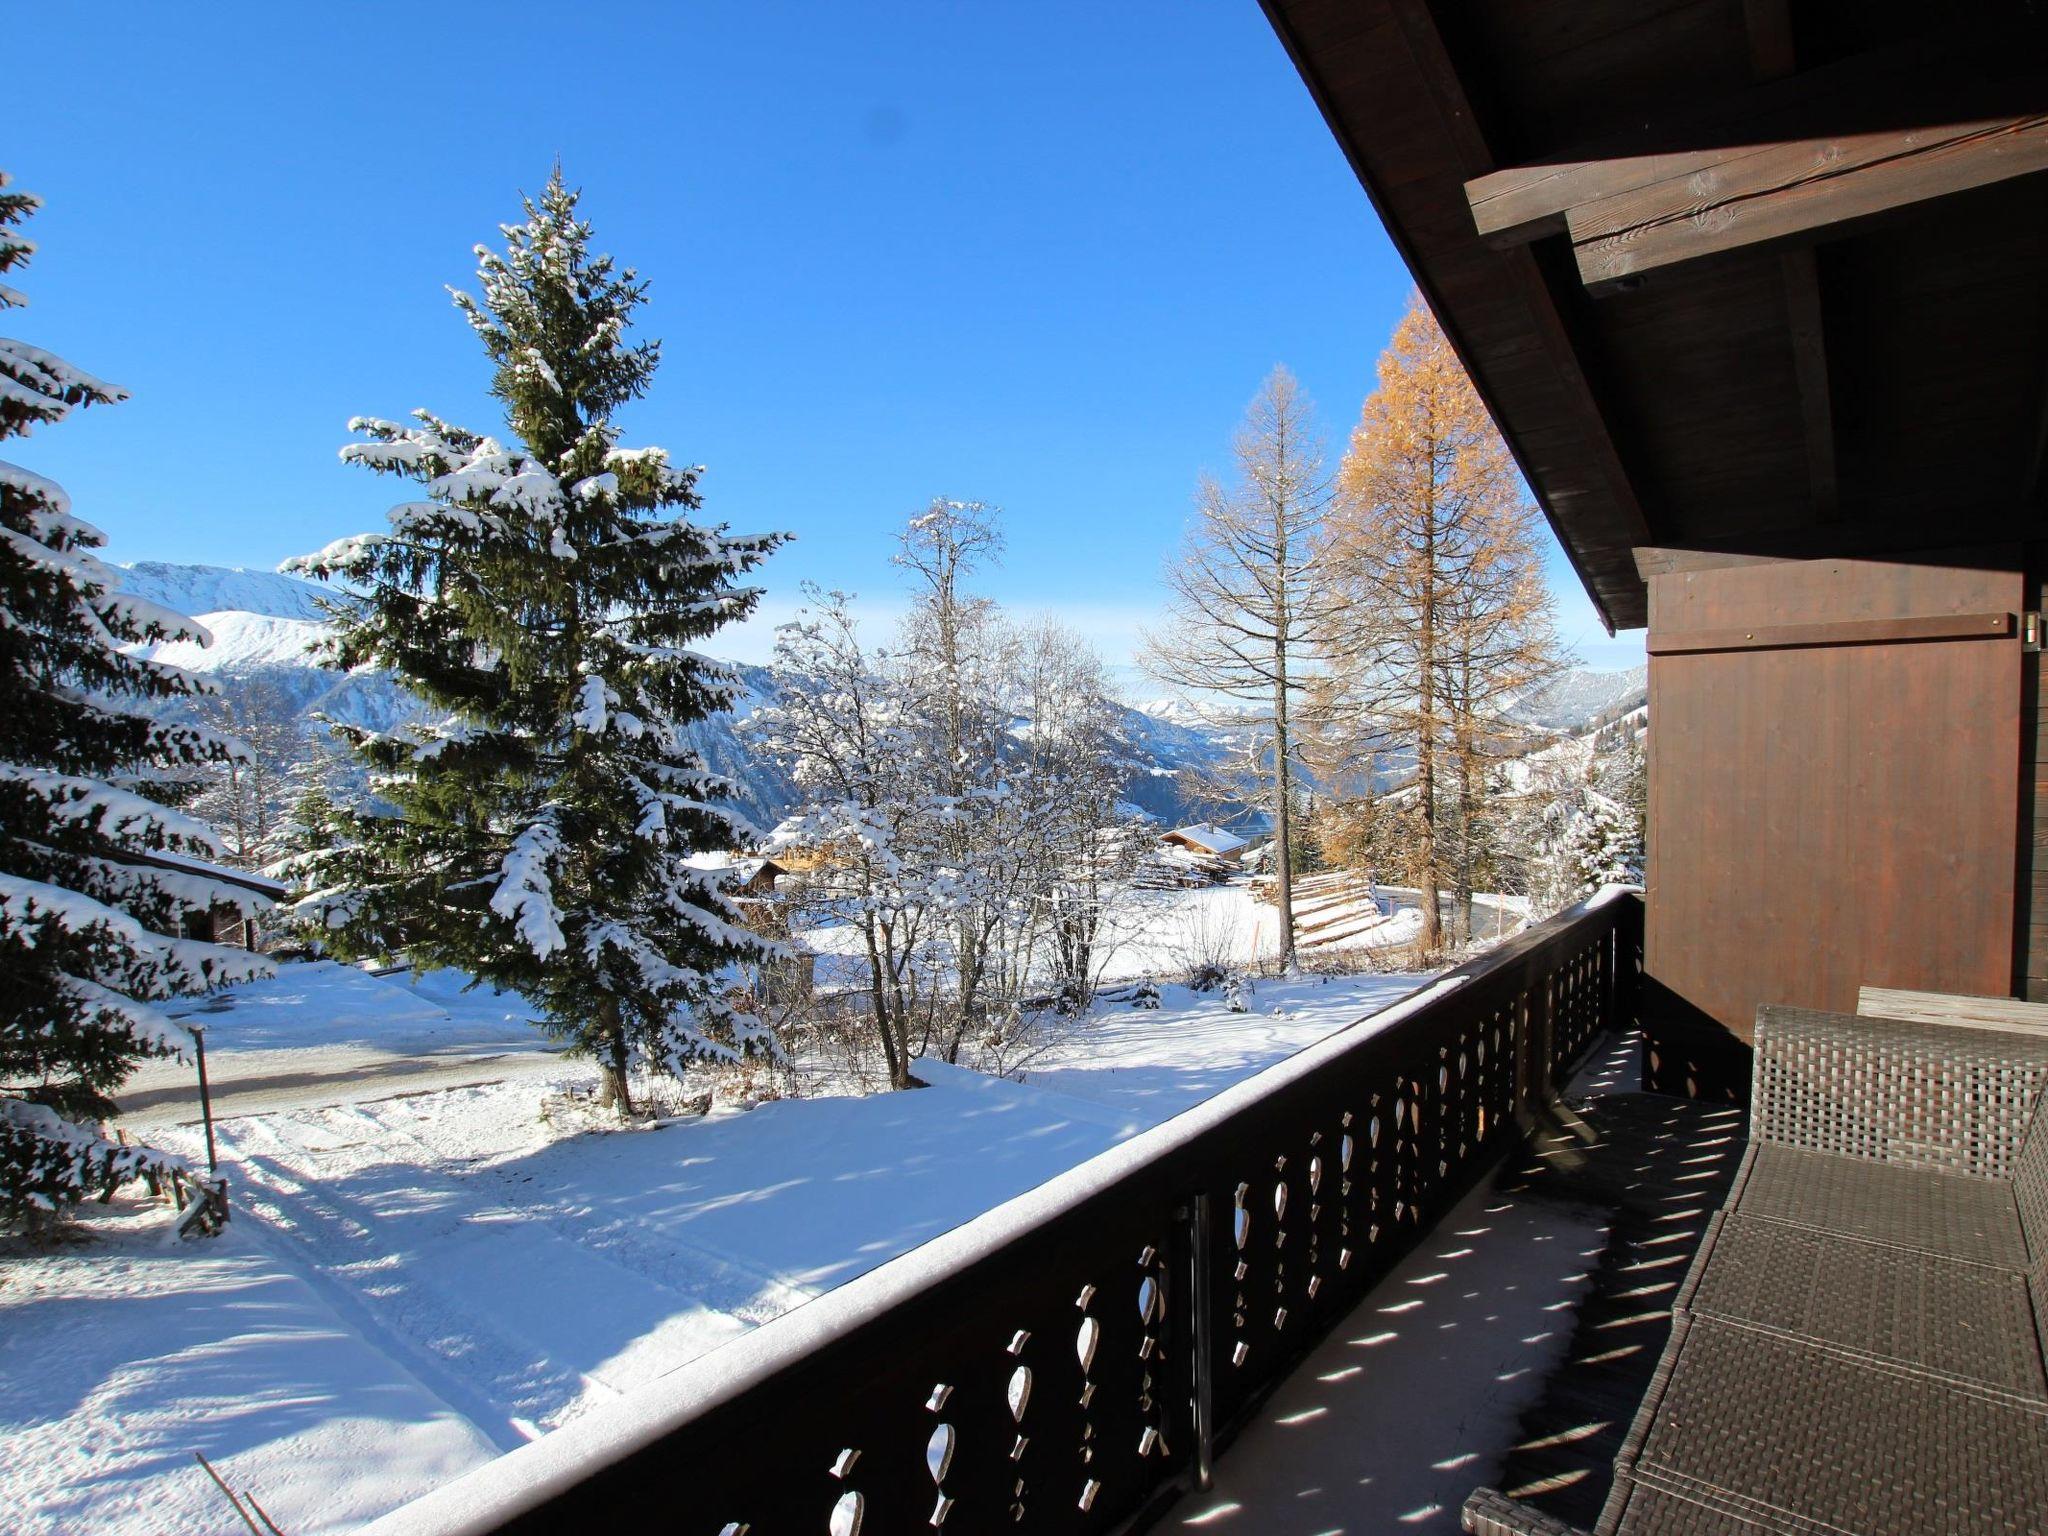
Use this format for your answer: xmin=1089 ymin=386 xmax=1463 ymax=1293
xmin=2022 ymin=544 xmax=2045 ymax=1002
xmin=1643 ymin=553 xmax=2026 ymax=1097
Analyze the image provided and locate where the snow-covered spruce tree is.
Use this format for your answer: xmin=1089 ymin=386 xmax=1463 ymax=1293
xmin=0 ymin=172 xmax=269 ymax=1227
xmin=1520 ymin=773 xmax=1643 ymax=919
xmin=286 ymin=171 xmax=786 ymax=1115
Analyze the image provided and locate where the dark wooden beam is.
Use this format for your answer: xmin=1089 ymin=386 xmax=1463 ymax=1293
xmin=1743 ymin=3 xmax=1838 ymax=523
xmin=1647 ymin=611 xmax=2014 ymax=656
xmin=1465 ymin=33 xmax=2048 ymax=249
xmin=1633 ymin=529 xmax=2030 ymax=577
xmin=1570 ymin=112 xmax=2048 ymax=296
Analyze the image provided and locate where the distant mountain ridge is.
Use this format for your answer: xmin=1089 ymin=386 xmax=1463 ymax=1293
xmin=116 ymin=562 xmax=336 ymax=624
xmin=1505 ymin=663 xmax=1647 ymax=733
xmin=119 ymin=563 xmax=1644 ymax=830
xmin=117 ymin=562 xmax=1235 ymax=829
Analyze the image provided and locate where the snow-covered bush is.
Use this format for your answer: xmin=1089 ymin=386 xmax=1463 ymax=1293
xmin=1526 ymin=786 xmax=1642 ymax=917
xmin=1170 ymin=901 xmax=1245 ymax=989
xmin=0 ymin=173 xmax=270 ymax=1227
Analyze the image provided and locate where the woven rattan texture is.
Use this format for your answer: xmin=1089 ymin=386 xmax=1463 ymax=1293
xmin=2016 ymin=1099 xmax=2048 ymax=1260
xmin=1684 ymin=1213 xmax=2045 ymax=1396
xmin=1608 ymin=1482 xmax=1822 ymax=1536
xmin=2018 ymin=1107 xmax=2048 ymax=1369
xmin=1624 ymin=1317 xmax=2048 ymax=1535
xmin=1738 ymin=1144 xmax=2028 ymax=1266
xmin=1462 ymin=1487 xmax=1592 ymax=1536
xmin=1753 ymin=1006 xmax=2048 ymax=1178
xmin=1464 ymin=1011 xmax=2048 ymax=1535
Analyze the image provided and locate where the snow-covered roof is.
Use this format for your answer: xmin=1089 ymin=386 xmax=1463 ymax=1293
xmin=1160 ymin=822 xmax=1247 ymax=856
xmin=134 ymin=845 xmax=290 ymax=899
xmin=681 ymin=851 xmax=782 ymax=887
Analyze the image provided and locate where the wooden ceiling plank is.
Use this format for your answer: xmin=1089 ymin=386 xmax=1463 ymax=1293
xmin=1571 ymin=112 xmax=2048 ymax=294
xmin=1742 ymin=1 xmax=1838 ymax=526
xmin=1739 ymin=0 xmax=1795 ymax=80
xmin=1782 ymin=248 xmax=1838 ymax=520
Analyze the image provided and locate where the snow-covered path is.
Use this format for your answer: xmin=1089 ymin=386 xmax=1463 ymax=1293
xmin=119 ymin=961 xmax=564 ymax=1125
xmin=121 ymin=1048 xmax=572 ymax=1126
xmin=0 ymin=1208 xmax=496 ymax=1536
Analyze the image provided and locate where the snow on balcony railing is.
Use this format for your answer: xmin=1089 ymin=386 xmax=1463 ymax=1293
xmin=363 ymin=887 xmax=1644 ymax=1536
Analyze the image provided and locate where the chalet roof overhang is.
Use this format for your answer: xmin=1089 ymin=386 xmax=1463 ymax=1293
xmin=1261 ymin=1 xmax=2048 ymax=631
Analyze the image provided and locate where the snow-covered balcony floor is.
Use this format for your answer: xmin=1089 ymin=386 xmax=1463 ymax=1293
xmin=1173 ymin=1036 xmax=1747 ymax=1535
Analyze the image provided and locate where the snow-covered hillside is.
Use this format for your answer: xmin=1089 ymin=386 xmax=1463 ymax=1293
xmin=114 ymin=561 xmax=335 ymax=623
xmin=1506 ymin=664 xmax=1647 ymax=733
xmin=117 ymin=562 xmax=1234 ymax=829
xmin=114 ymin=564 xmax=1641 ymax=829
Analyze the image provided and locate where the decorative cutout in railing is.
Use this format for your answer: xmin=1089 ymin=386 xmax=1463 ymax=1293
xmin=361 ymin=891 xmax=1643 ymax=1536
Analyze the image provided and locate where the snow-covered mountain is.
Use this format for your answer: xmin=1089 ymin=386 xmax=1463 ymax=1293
xmin=118 ymin=562 xmax=1233 ymax=830
xmin=122 ymin=564 xmax=427 ymax=743
xmin=116 ymin=562 xmax=335 ymax=624
xmin=1505 ymin=664 xmax=1648 ymax=734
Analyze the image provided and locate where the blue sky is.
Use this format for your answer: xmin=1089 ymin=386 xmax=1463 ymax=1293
xmin=11 ymin=1 xmax=1642 ymax=681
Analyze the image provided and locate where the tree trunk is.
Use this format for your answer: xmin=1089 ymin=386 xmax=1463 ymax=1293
xmin=1416 ymin=518 xmax=1445 ymax=955
xmin=1453 ymin=740 xmax=1475 ymax=944
xmin=862 ymin=914 xmax=905 ymax=1090
xmin=1271 ymin=488 xmax=1299 ymax=976
xmin=1272 ymin=666 xmax=1299 ymax=974
xmin=595 ymin=1024 xmax=634 ymax=1118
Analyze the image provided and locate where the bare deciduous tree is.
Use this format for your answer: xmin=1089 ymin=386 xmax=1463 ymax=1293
xmin=190 ymin=675 xmax=303 ymax=870
xmin=752 ymin=587 xmax=943 ymax=1090
xmin=1141 ymin=366 xmax=1345 ymax=972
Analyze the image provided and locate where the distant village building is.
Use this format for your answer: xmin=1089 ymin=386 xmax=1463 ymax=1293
xmin=683 ymin=852 xmax=811 ymax=1003
xmin=1134 ymin=822 xmax=1250 ymax=889
xmin=142 ymin=849 xmax=289 ymax=950
xmin=1158 ymin=822 xmax=1249 ymax=866
xmin=681 ymin=852 xmax=788 ymax=899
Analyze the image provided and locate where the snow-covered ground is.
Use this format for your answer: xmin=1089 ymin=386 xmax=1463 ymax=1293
xmin=0 ymin=1207 xmax=497 ymax=1536
xmin=800 ymin=878 xmax=1433 ymax=993
xmin=1023 ymin=972 xmax=1429 ymax=1120
xmin=5 ymin=964 xmax=1437 ymax=1535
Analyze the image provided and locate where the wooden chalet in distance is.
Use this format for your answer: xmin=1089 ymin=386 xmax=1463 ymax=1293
xmin=353 ymin=8 xmax=2048 ymax=1536
xmin=1157 ymin=822 xmax=1249 ymax=866
xmin=145 ymin=847 xmax=288 ymax=950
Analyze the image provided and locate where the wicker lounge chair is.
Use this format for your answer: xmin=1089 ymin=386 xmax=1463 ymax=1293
xmin=1464 ymin=1002 xmax=2048 ymax=1536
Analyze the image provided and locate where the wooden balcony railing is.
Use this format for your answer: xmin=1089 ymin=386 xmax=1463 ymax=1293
xmin=364 ymin=889 xmax=1644 ymax=1536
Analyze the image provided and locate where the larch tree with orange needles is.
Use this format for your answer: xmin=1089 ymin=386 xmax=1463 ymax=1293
xmin=1325 ymin=295 xmax=1565 ymax=952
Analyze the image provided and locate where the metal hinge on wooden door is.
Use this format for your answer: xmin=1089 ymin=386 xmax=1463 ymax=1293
xmin=2024 ymin=611 xmax=2043 ymax=652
